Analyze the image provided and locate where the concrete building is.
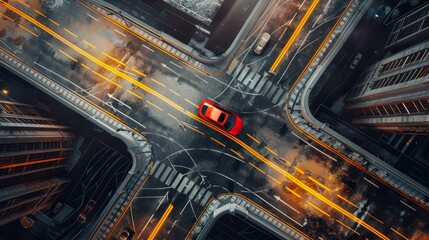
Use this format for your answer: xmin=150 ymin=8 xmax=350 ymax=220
xmin=0 ymin=94 xmax=77 ymax=226
xmin=345 ymin=40 xmax=429 ymax=133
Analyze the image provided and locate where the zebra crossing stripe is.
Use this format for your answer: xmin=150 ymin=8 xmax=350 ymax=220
xmin=266 ymin=84 xmax=278 ymax=99
xmin=200 ymin=191 xmax=212 ymax=206
xmin=171 ymin=173 xmax=184 ymax=189
xmin=153 ymin=164 xmax=165 ymax=179
xmin=189 ymin=185 xmax=200 ymax=200
xmin=254 ymin=77 xmax=267 ymax=93
xmin=272 ymin=88 xmax=285 ymax=104
xmin=238 ymin=66 xmax=250 ymax=82
xmin=165 ymin=170 xmax=178 ymax=185
xmin=260 ymin=81 xmax=273 ymax=95
xmin=177 ymin=177 xmax=190 ymax=193
xmin=160 ymin=167 xmax=172 ymax=182
xmin=183 ymin=180 xmax=195 ymax=195
xmin=247 ymin=73 xmax=260 ymax=88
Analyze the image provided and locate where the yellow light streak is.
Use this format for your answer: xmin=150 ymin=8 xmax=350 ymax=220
xmin=180 ymin=120 xmax=205 ymax=136
xmin=146 ymin=100 xmax=163 ymax=111
xmin=185 ymin=98 xmax=198 ymax=108
xmin=83 ymin=40 xmax=96 ymax=49
xmin=102 ymin=52 xmax=126 ymax=67
xmin=307 ymin=201 xmax=331 ymax=217
xmin=126 ymin=89 xmax=142 ymax=99
xmin=77 ymin=0 xmax=217 ymax=77
xmin=390 ymin=228 xmax=409 ymax=240
xmin=17 ymin=0 xmax=30 ymax=8
xmin=148 ymin=204 xmax=174 ymax=240
xmin=18 ymin=24 xmax=38 ymax=37
xmin=132 ymin=68 xmax=147 ymax=77
xmin=270 ymin=0 xmax=320 ymax=72
xmin=248 ymin=162 xmax=265 ymax=174
xmin=1 ymin=13 xmax=13 ymax=22
xmin=280 ymin=157 xmax=291 ymax=165
xmin=210 ymin=137 xmax=225 ymax=148
xmin=43 ymin=40 xmax=52 ymax=47
xmin=63 ymin=28 xmax=78 ymax=38
xmin=336 ymin=219 xmax=360 ymax=235
xmin=294 ymin=166 xmax=305 ymax=175
xmin=150 ymin=78 xmax=166 ymax=87
xmin=285 ymin=187 xmax=301 ymax=198
xmin=91 ymin=70 xmax=122 ymax=88
xmin=169 ymin=88 xmax=180 ymax=96
xmin=48 ymin=18 xmax=60 ymax=26
xmin=336 ymin=194 xmax=358 ymax=208
xmin=58 ymin=49 xmax=78 ymax=62
xmin=268 ymin=175 xmax=282 ymax=185
xmin=0 ymin=3 xmax=390 ymax=238
xmin=230 ymin=149 xmax=244 ymax=159
xmin=308 ymin=176 xmax=331 ymax=191
xmin=246 ymin=133 xmax=260 ymax=144
xmin=80 ymin=63 xmax=90 ymax=70
xmin=264 ymin=146 xmax=278 ymax=156
xmin=34 ymin=10 xmax=46 ymax=17
xmin=366 ymin=212 xmax=384 ymax=225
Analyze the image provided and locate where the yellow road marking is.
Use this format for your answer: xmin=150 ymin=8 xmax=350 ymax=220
xmin=48 ymin=18 xmax=60 ymax=26
xmin=169 ymin=88 xmax=180 ymax=96
xmin=270 ymin=0 xmax=320 ymax=72
xmin=19 ymin=24 xmax=38 ymax=37
xmin=264 ymin=146 xmax=278 ymax=156
xmin=102 ymin=52 xmax=126 ymax=67
xmin=285 ymin=187 xmax=301 ymax=198
xmin=150 ymin=78 xmax=166 ymax=88
xmin=185 ymin=98 xmax=198 ymax=108
xmin=268 ymin=175 xmax=282 ymax=185
xmin=246 ymin=133 xmax=260 ymax=144
xmin=64 ymin=28 xmax=78 ymax=38
xmin=230 ymin=149 xmax=244 ymax=159
xmin=83 ymin=40 xmax=96 ymax=49
xmin=132 ymin=68 xmax=147 ymax=77
xmin=58 ymin=49 xmax=77 ymax=62
xmin=91 ymin=70 xmax=122 ymax=88
xmin=148 ymin=204 xmax=174 ymax=240
xmin=308 ymin=176 xmax=331 ymax=191
xmin=336 ymin=194 xmax=358 ymax=208
xmin=146 ymin=100 xmax=163 ymax=111
xmin=127 ymin=89 xmax=143 ymax=99
xmin=248 ymin=162 xmax=265 ymax=174
xmin=210 ymin=137 xmax=225 ymax=148
xmin=336 ymin=219 xmax=360 ymax=235
xmin=34 ymin=10 xmax=46 ymax=17
xmin=307 ymin=201 xmax=331 ymax=217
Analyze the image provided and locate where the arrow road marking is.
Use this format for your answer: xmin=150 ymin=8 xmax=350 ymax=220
xmin=274 ymin=195 xmax=300 ymax=214
xmin=107 ymin=93 xmax=132 ymax=110
xmin=161 ymin=63 xmax=181 ymax=77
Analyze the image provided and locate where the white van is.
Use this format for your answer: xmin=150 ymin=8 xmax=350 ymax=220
xmin=350 ymin=53 xmax=362 ymax=69
xmin=254 ymin=32 xmax=271 ymax=55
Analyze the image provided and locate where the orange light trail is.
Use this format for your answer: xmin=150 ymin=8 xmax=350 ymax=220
xmin=308 ymin=176 xmax=331 ymax=191
xmin=18 ymin=23 xmax=38 ymax=37
xmin=337 ymin=194 xmax=358 ymax=208
xmin=285 ymin=186 xmax=301 ymax=198
xmin=248 ymin=162 xmax=265 ymax=174
xmin=0 ymin=157 xmax=65 ymax=169
xmin=270 ymin=0 xmax=320 ymax=72
xmin=0 ymin=2 xmax=390 ymax=238
xmin=148 ymin=204 xmax=173 ymax=240
xmin=210 ymin=137 xmax=225 ymax=148
xmin=246 ymin=133 xmax=260 ymax=144
xmin=307 ymin=200 xmax=331 ymax=217
xmin=336 ymin=219 xmax=360 ymax=235
xmin=230 ymin=149 xmax=244 ymax=159
xmin=102 ymin=52 xmax=126 ymax=67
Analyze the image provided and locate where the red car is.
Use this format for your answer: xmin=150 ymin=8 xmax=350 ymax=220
xmin=198 ymin=100 xmax=243 ymax=135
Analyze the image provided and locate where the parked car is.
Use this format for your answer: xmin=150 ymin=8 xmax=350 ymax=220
xmin=198 ymin=100 xmax=243 ymax=136
xmin=52 ymin=202 xmax=63 ymax=214
xmin=373 ymin=5 xmax=386 ymax=20
xmin=20 ymin=216 xmax=35 ymax=229
xmin=253 ymin=32 xmax=271 ymax=55
xmin=350 ymin=53 xmax=362 ymax=69
xmin=118 ymin=228 xmax=133 ymax=240
xmin=77 ymin=199 xmax=96 ymax=223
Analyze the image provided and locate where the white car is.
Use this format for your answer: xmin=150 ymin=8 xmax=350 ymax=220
xmin=350 ymin=53 xmax=362 ymax=69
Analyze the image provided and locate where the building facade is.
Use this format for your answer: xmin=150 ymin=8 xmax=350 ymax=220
xmin=0 ymin=96 xmax=76 ymax=226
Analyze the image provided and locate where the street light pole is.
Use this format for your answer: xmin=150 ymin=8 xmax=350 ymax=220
xmin=107 ymin=10 xmax=130 ymax=28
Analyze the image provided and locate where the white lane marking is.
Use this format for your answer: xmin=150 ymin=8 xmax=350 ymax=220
xmin=363 ymin=177 xmax=379 ymax=188
xmin=193 ymin=74 xmax=208 ymax=84
xmin=299 ymin=0 xmax=306 ymax=10
xmin=292 ymin=132 xmax=337 ymax=162
xmin=142 ymin=44 xmax=154 ymax=52
xmin=156 ymin=191 xmax=169 ymax=211
xmin=86 ymin=13 xmax=99 ymax=22
xmin=169 ymin=61 xmax=183 ymax=69
xmin=400 ymin=200 xmax=416 ymax=211
xmin=138 ymin=214 xmax=154 ymax=238
xmin=114 ymin=29 xmax=126 ymax=37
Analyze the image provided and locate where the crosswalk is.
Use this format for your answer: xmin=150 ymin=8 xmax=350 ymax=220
xmin=227 ymin=61 xmax=286 ymax=106
xmin=150 ymin=162 xmax=212 ymax=206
